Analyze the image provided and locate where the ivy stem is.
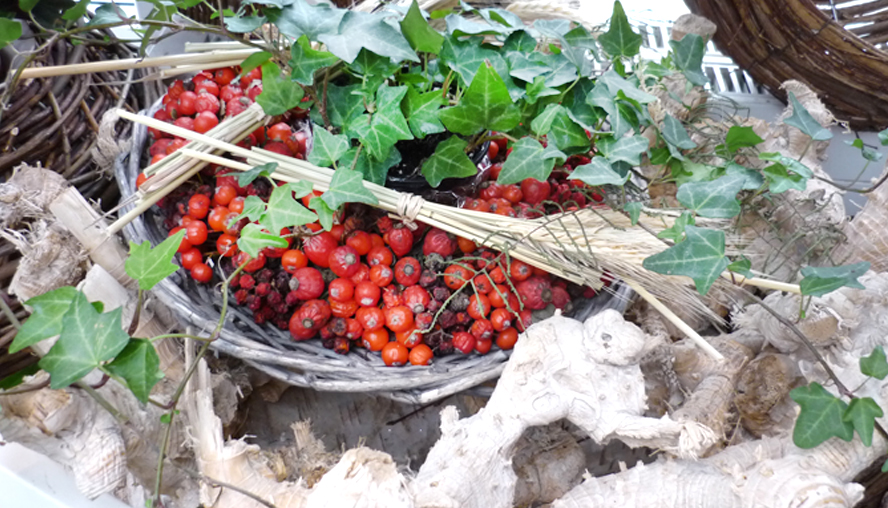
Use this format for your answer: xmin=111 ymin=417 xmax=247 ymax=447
xmin=150 ymin=333 xmax=213 ymax=343
xmin=77 ymin=382 xmax=128 ymax=424
xmin=350 ymin=144 xmax=364 ymax=171
xmin=128 ymin=289 xmax=143 ymax=336
xmin=320 ymin=69 xmax=332 ymax=128
xmin=0 ymin=294 xmax=21 ymax=330
xmin=152 ymin=260 xmax=247 ymax=506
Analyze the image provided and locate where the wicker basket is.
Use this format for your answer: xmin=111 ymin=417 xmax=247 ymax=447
xmin=0 ymin=24 xmax=148 ymax=387
xmin=114 ymin=100 xmax=631 ymax=404
xmin=686 ymin=0 xmax=888 ymax=130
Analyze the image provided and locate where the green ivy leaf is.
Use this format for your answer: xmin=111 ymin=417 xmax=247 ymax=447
xmin=308 ymin=128 xmax=350 ymax=168
xmin=548 ymin=109 xmax=590 ymax=152
xmin=265 ymin=0 xmax=344 ymax=40
xmin=669 ymin=34 xmax=707 ymax=86
xmin=541 ymin=52 xmax=578 ymax=87
xmin=261 ymin=184 xmax=319 ymax=233
xmin=763 ymin=164 xmax=806 ymax=194
xmin=322 ymin=168 xmax=379 ymax=209
xmin=125 ymin=229 xmax=186 ymax=291
xmin=319 ymin=11 xmax=419 ymax=64
xmin=844 ymin=397 xmax=884 ymax=447
xmin=62 ymin=0 xmax=90 ymax=20
xmin=421 ymin=136 xmax=478 ymax=187
xmin=478 ymin=8 xmax=524 ymax=29
xmin=879 ymin=128 xmax=888 ymax=146
xmin=225 ymin=15 xmax=266 ymax=33
xmin=322 ymin=84 xmax=365 ymax=129
xmin=349 ymin=49 xmax=400 ymax=93
xmin=88 ymin=4 xmax=130 ymax=26
xmin=105 ymin=339 xmax=164 ymax=404
xmin=656 ymin=211 xmax=695 ymax=243
xmin=758 ymin=152 xmax=814 ymax=178
xmin=9 ymin=287 xmax=78 ymax=354
xmin=846 ymin=138 xmax=883 ymax=162
xmin=497 ymin=137 xmax=566 ymax=185
xmin=340 ymin=146 xmax=401 ymax=185
xmin=441 ymin=37 xmax=522 ymax=100
xmin=235 ymin=195 xmax=267 ymax=224
xmin=225 ymin=162 xmax=277 ymax=187
xmin=861 ymin=346 xmax=888 ymax=380
xmin=725 ymin=162 xmax=764 ymax=190
xmin=785 ymin=92 xmax=833 ymax=141
xmin=257 ymin=62 xmax=305 ymax=116
xmin=502 ymin=29 xmax=537 ymax=53
xmin=524 ymin=76 xmax=560 ymax=105
xmin=790 ymin=383 xmax=854 ymax=449
xmin=624 ymin=201 xmax=643 ymax=225
xmin=0 ymin=19 xmax=22 ymax=50
xmin=289 ymin=36 xmax=339 ymax=85
xmin=598 ymin=1 xmax=642 ymax=59
xmin=799 ymin=262 xmax=870 ymax=297
xmin=237 ymin=223 xmax=289 ymax=259
xmin=596 ymin=135 xmax=649 ymax=166
xmin=438 ymin=62 xmax=520 ymax=135
xmin=237 ymin=51 xmax=273 ymax=80
xmin=353 ymin=85 xmax=413 ymax=160
xmin=662 ymin=114 xmax=697 ymax=150
xmin=309 ymin=196 xmax=335 ymax=231
xmin=725 ymin=126 xmax=763 ymax=153
xmin=39 ymin=293 xmax=130 ymax=389
xmin=598 ymin=69 xmax=657 ymax=104
xmin=676 ymin=174 xmax=746 ymax=219
xmin=562 ymin=79 xmax=601 ymax=130
xmin=643 ymin=225 xmax=728 ymax=295
xmin=506 ymin=52 xmax=551 ymax=83
xmin=400 ymin=0 xmax=445 ymax=54
xmin=402 ymin=86 xmax=446 ymax=138
xmin=534 ymin=19 xmax=572 ymax=38
xmin=727 ymin=257 xmax=753 ymax=278
xmin=530 ymin=103 xmax=563 ymax=135
xmin=288 ymin=180 xmax=315 ymax=200
xmin=569 ymin=157 xmax=630 ymax=186
xmin=446 ymin=13 xmax=511 ymax=37
xmin=19 ymin=0 xmax=39 ymax=12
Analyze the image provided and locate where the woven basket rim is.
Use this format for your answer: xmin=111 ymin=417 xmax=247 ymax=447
xmin=114 ymin=100 xmax=626 ymax=404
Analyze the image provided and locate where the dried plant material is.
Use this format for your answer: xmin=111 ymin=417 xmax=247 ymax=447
xmin=670 ymin=14 xmax=717 ymax=42
xmin=512 ymin=425 xmax=586 ymax=507
xmin=734 ymin=291 xmax=841 ymax=353
xmin=735 ymin=353 xmax=805 ymax=438
xmin=832 ymin=167 xmax=888 ymax=271
xmin=3 ymin=220 xmax=86 ymax=301
xmin=0 ymin=163 xmax=68 ymax=227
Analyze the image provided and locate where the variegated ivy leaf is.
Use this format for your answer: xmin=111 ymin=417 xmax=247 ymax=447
xmin=569 ymin=157 xmax=629 ymax=186
xmin=785 ymin=92 xmax=833 ymax=141
xmin=496 ymin=137 xmax=566 ymax=185
xmin=265 ymin=0 xmax=344 ymax=40
xmin=317 ymin=10 xmax=419 ymax=64
xmin=353 ymin=85 xmax=413 ymax=160
xmin=596 ymin=135 xmax=649 ymax=166
xmin=308 ymin=128 xmax=350 ymax=168
xmin=598 ymin=1 xmax=642 ymax=59
xmin=662 ymin=113 xmax=697 ymax=151
xmin=642 ymin=225 xmax=729 ymax=295
xmin=676 ymin=174 xmax=746 ymax=219
xmin=758 ymin=152 xmax=814 ymax=178
xmin=437 ymin=62 xmax=520 ymax=135
xmin=402 ymin=85 xmax=446 ymax=138
xmin=421 ymin=136 xmax=478 ymax=187
xmin=39 ymin=292 xmax=130 ymax=389
xmin=669 ymin=33 xmax=707 ymax=86
xmin=261 ymin=184 xmax=319 ymax=233
xmin=238 ymin=224 xmax=289 ymax=258
xmin=321 ymin=167 xmax=379 ymax=209
xmin=289 ymin=35 xmax=339 ymax=85
xmin=257 ymin=62 xmax=305 ymax=116
xmin=400 ymin=0 xmax=445 ymax=54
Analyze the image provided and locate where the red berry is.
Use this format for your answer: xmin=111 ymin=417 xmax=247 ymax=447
xmin=422 ymin=228 xmax=456 ymax=257
xmin=394 ymin=257 xmax=421 ymax=286
xmin=290 ymin=267 xmax=325 ymax=300
xmin=384 ymin=227 xmax=414 ymax=258
xmin=191 ymin=263 xmax=212 ymax=283
xmin=302 ymin=231 xmax=338 ymax=268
